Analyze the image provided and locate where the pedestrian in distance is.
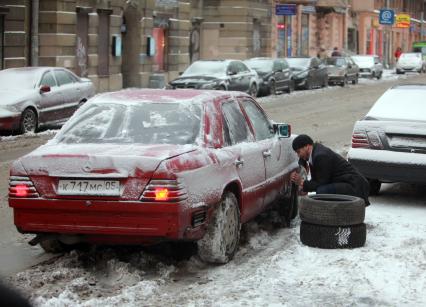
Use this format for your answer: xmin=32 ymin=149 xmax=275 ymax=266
xmin=331 ymin=46 xmax=341 ymax=57
xmin=290 ymin=134 xmax=370 ymax=206
xmin=394 ymin=47 xmax=402 ymax=62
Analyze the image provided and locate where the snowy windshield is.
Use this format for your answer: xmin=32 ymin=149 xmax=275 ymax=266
xmin=286 ymin=58 xmax=310 ymax=69
xmin=244 ymin=59 xmax=273 ymax=73
xmin=326 ymin=58 xmax=346 ymax=67
xmin=351 ymin=56 xmax=374 ymax=66
xmin=56 ymin=102 xmax=202 ymax=145
xmin=182 ymin=61 xmax=227 ymax=76
xmin=367 ymin=87 xmax=426 ymax=122
xmin=0 ymin=69 xmax=39 ymax=90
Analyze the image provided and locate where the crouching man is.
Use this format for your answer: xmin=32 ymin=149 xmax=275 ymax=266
xmin=290 ymin=134 xmax=370 ymax=206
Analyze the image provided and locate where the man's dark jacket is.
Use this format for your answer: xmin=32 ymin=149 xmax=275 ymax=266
xmin=301 ymin=143 xmax=370 ymax=205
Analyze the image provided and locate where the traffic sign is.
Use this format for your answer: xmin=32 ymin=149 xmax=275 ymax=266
xmin=276 ymin=4 xmax=296 ymax=16
xmin=379 ymin=9 xmax=395 ymax=25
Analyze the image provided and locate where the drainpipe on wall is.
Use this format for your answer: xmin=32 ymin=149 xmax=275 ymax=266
xmin=31 ymin=0 xmax=39 ymax=66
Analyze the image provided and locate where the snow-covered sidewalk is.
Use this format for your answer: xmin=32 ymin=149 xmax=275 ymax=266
xmin=10 ymin=183 xmax=426 ymax=307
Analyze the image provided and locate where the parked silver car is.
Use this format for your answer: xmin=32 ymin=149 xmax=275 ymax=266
xmin=0 ymin=67 xmax=95 ymax=134
xmin=326 ymin=56 xmax=359 ymax=86
xmin=348 ymin=84 xmax=426 ymax=195
xmin=351 ymin=55 xmax=383 ymax=79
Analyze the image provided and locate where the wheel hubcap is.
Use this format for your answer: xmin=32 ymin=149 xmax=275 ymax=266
xmin=23 ymin=111 xmax=36 ymax=132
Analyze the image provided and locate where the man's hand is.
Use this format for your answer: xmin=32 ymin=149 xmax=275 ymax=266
xmin=290 ymin=171 xmax=303 ymax=186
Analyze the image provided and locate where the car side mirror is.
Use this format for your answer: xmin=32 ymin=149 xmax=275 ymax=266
xmin=40 ymin=85 xmax=51 ymax=93
xmin=178 ymin=71 xmax=183 ymax=76
xmin=273 ymin=123 xmax=291 ymax=138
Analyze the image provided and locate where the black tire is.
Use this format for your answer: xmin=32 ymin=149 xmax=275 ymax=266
xmin=286 ymin=79 xmax=295 ymax=93
xmin=249 ymin=83 xmax=257 ymax=97
xmin=352 ymin=76 xmax=358 ymax=84
xmin=197 ymin=192 xmax=241 ymax=264
xmin=299 ymin=194 xmax=365 ymax=226
xmin=20 ymin=108 xmax=37 ymax=134
xmin=300 ymin=222 xmax=366 ymax=249
xmin=39 ymin=239 xmax=67 ymax=253
xmin=278 ymin=183 xmax=299 ymax=226
xmin=376 ymin=72 xmax=382 ymax=79
xmin=340 ymin=76 xmax=348 ymax=87
xmin=269 ymin=80 xmax=276 ymax=95
xmin=368 ymin=179 xmax=381 ymax=196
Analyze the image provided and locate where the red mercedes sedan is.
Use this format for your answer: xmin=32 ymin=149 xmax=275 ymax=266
xmin=9 ymin=89 xmax=298 ymax=263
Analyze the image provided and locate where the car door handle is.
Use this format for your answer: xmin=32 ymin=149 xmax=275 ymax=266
xmin=263 ymin=150 xmax=272 ymax=158
xmin=235 ymin=158 xmax=244 ymax=167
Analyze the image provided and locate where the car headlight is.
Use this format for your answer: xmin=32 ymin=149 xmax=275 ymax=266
xmin=200 ymin=82 xmax=218 ymax=89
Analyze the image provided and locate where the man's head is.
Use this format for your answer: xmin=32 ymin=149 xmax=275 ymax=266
xmin=292 ymin=134 xmax=314 ymax=160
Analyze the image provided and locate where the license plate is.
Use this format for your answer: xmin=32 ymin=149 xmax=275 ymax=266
xmin=57 ymin=179 xmax=120 ymax=196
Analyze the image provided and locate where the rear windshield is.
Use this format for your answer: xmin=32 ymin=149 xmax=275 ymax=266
xmin=326 ymin=58 xmax=346 ymax=67
xmin=367 ymin=88 xmax=426 ymax=122
xmin=56 ymin=102 xmax=202 ymax=145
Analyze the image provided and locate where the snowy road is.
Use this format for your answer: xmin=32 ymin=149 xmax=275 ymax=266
xmin=2 ymin=70 xmax=426 ymax=306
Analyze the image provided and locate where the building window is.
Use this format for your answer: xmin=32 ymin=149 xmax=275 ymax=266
xmin=97 ymin=9 xmax=112 ymax=77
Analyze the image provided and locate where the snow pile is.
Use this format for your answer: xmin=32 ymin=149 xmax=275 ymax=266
xmin=8 ymin=189 xmax=426 ymax=306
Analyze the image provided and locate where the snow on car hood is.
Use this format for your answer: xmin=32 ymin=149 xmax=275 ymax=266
xmin=19 ymin=143 xmax=197 ymax=177
xmin=171 ymin=75 xmax=223 ymax=84
xmin=0 ymin=89 xmax=36 ymax=106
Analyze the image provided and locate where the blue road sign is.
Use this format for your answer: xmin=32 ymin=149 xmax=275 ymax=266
xmin=379 ymin=9 xmax=395 ymax=25
xmin=276 ymin=4 xmax=296 ymax=16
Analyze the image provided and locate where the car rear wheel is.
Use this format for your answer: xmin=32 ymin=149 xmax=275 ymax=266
xmin=19 ymin=108 xmax=37 ymax=134
xmin=269 ymin=80 xmax=276 ymax=95
xmin=368 ymin=179 xmax=381 ymax=195
xmin=249 ymin=83 xmax=257 ymax=97
xmin=197 ymin=192 xmax=241 ymax=264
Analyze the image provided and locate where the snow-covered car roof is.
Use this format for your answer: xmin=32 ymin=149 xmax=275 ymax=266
xmin=366 ymin=85 xmax=426 ymax=122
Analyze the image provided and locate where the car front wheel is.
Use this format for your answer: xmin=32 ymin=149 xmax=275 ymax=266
xmin=20 ymin=108 xmax=37 ymax=134
xmin=197 ymin=192 xmax=241 ymax=264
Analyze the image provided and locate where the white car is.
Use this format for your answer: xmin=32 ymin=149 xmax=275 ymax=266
xmin=351 ymin=55 xmax=383 ymax=79
xmin=396 ymin=52 xmax=426 ymax=74
xmin=348 ymin=84 xmax=426 ymax=195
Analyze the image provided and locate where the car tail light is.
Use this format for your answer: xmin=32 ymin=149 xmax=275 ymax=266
xmin=352 ymin=130 xmax=384 ymax=149
xmin=9 ymin=176 xmax=40 ymax=198
xmin=351 ymin=130 xmax=369 ymax=148
xmin=140 ymin=179 xmax=188 ymax=202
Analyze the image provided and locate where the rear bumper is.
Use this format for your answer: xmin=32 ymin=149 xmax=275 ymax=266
xmin=9 ymin=198 xmax=209 ymax=244
xmin=348 ymin=148 xmax=426 ymax=183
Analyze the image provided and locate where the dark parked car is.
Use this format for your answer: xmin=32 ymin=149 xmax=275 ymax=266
xmin=286 ymin=57 xmax=328 ymax=90
xmin=326 ymin=56 xmax=359 ymax=86
xmin=348 ymin=84 xmax=426 ymax=195
xmin=169 ymin=60 xmax=259 ymax=97
xmin=0 ymin=67 xmax=95 ymax=134
xmin=244 ymin=57 xmax=294 ymax=95
xmin=8 ymin=89 xmax=299 ymax=264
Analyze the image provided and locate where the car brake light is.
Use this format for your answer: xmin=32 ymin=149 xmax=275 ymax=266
xmin=140 ymin=179 xmax=188 ymax=202
xmin=351 ymin=130 xmax=369 ymax=148
xmin=9 ymin=176 xmax=40 ymax=198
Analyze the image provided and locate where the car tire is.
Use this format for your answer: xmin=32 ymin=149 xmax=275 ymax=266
xmin=39 ymin=239 xmax=68 ymax=253
xmin=249 ymin=83 xmax=257 ymax=97
xmin=197 ymin=192 xmax=241 ymax=264
xmin=219 ymin=85 xmax=227 ymax=91
xmin=368 ymin=179 xmax=381 ymax=196
xmin=352 ymin=76 xmax=358 ymax=84
xmin=277 ymin=182 xmax=299 ymax=226
xmin=19 ymin=108 xmax=38 ymax=134
xmin=287 ymin=79 xmax=295 ymax=93
xmin=300 ymin=222 xmax=366 ymax=249
xmin=340 ymin=76 xmax=348 ymax=87
xmin=269 ymin=80 xmax=276 ymax=95
xmin=376 ymin=72 xmax=382 ymax=79
xmin=299 ymin=194 xmax=365 ymax=226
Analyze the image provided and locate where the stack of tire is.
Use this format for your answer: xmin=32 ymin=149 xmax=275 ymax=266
xmin=299 ymin=194 xmax=366 ymax=249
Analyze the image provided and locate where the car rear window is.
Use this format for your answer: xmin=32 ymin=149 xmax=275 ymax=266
xmin=56 ymin=102 xmax=202 ymax=145
xmin=367 ymin=88 xmax=426 ymax=122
